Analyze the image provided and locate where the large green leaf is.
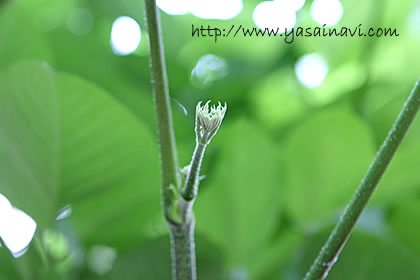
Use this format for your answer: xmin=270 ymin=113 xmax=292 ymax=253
xmin=195 ymin=119 xmax=283 ymax=270
xmin=0 ymin=61 xmax=58 ymax=227
xmin=289 ymin=229 xmax=420 ymax=280
xmin=57 ymin=72 xmax=162 ymax=249
xmin=285 ymin=107 xmax=375 ymax=223
xmin=0 ymin=61 xmax=162 ymax=250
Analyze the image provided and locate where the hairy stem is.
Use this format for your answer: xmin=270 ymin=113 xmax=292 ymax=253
xmin=171 ymin=141 xmax=208 ymax=279
xmin=304 ymin=79 xmax=420 ymax=280
xmin=168 ymin=220 xmax=197 ymax=280
xmin=144 ymin=0 xmax=180 ymax=201
xmin=144 ymin=1 xmax=198 ymax=279
xmin=182 ymin=143 xmax=206 ymax=201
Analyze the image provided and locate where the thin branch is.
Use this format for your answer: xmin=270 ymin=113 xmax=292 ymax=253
xmin=182 ymin=143 xmax=206 ymax=201
xmin=144 ymin=0 xmax=180 ymax=206
xmin=304 ymin=79 xmax=420 ymax=280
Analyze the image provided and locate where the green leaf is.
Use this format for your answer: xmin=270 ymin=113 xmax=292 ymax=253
xmin=373 ymin=144 xmax=420 ymax=203
xmin=0 ymin=61 xmax=162 ymax=250
xmin=0 ymin=243 xmax=46 ymax=280
xmin=285 ymin=107 xmax=375 ymax=223
xmin=388 ymin=197 xmax=420 ymax=258
xmin=0 ymin=3 xmax=52 ymax=71
xmin=195 ymin=119 xmax=283 ymax=270
xmin=290 ymin=229 xmax=420 ymax=280
xmin=249 ymin=230 xmax=302 ymax=280
xmin=80 ymin=235 xmax=224 ymax=280
xmin=0 ymin=248 xmax=19 ymax=280
xmin=250 ymin=69 xmax=304 ymax=129
xmin=57 ymin=72 xmax=162 ymax=249
xmin=0 ymin=61 xmax=58 ymax=228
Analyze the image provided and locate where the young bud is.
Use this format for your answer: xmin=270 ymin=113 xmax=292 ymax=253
xmin=195 ymin=101 xmax=227 ymax=145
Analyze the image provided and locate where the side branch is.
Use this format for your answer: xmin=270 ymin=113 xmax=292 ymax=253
xmin=182 ymin=143 xmax=206 ymax=201
xmin=304 ymin=79 xmax=420 ymax=280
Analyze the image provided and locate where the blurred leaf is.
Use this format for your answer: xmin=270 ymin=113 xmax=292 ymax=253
xmin=373 ymin=144 xmax=420 ymax=203
xmin=249 ymin=230 xmax=302 ymax=280
xmin=79 ymin=235 xmax=224 ymax=280
xmin=0 ymin=61 xmax=58 ymax=228
xmin=362 ymin=83 xmax=408 ymax=144
xmin=195 ymin=119 xmax=283 ymax=271
xmin=0 ymin=243 xmax=47 ymax=280
xmin=288 ymin=229 xmax=420 ymax=280
xmin=363 ymin=83 xmax=420 ymax=204
xmin=0 ymin=3 xmax=52 ymax=70
xmin=285 ymin=107 xmax=375 ymax=223
xmin=388 ymin=197 xmax=420 ymax=258
xmin=250 ymin=69 xmax=305 ymax=129
xmin=370 ymin=34 xmax=420 ymax=85
xmin=47 ymin=28 xmax=157 ymax=129
xmin=0 ymin=61 xmax=162 ymax=250
xmin=0 ymin=248 xmax=19 ymax=280
xmin=308 ymin=62 xmax=367 ymax=106
xmin=57 ymin=72 xmax=162 ymax=249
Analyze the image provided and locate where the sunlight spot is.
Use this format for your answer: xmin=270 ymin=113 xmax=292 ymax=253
xmin=0 ymin=193 xmax=37 ymax=257
xmin=111 ymin=16 xmax=141 ymax=56
xmin=156 ymin=0 xmax=191 ymax=15
xmin=88 ymin=245 xmax=117 ymax=276
xmin=190 ymin=0 xmax=243 ymax=20
xmin=0 ymin=193 xmax=12 ymax=212
xmin=407 ymin=7 xmax=420 ymax=36
xmin=275 ymin=0 xmax=306 ymax=12
xmin=157 ymin=0 xmax=242 ymax=20
xmin=67 ymin=8 xmax=94 ymax=36
xmin=191 ymin=54 xmax=228 ymax=87
xmin=295 ymin=53 xmax=328 ymax=88
xmin=311 ymin=0 xmax=343 ymax=26
xmin=253 ymin=1 xmax=296 ymax=31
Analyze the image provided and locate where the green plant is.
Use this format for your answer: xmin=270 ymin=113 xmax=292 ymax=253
xmin=303 ymin=79 xmax=420 ymax=280
xmin=145 ymin=1 xmax=226 ymax=279
xmin=145 ymin=1 xmax=420 ymax=279
xmin=1 ymin=0 xmax=420 ymax=279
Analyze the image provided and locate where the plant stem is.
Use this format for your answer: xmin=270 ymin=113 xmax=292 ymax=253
xmin=144 ymin=1 xmax=197 ymax=279
xmin=304 ymin=79 xmax=420 ymax=280
xmin=182 ymin=143 xmax=206 ymax=201
xmin=144 ymin=0 xmax=180 ymax=202
xmin=168 ymin=142 xmax=207 ymax=280
xmin=168 ymin=220 xmax=196 ymax=280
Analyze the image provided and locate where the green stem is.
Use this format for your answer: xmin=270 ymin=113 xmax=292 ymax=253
xmin=144 ymin=0 xmax=180 ymax=202
xmin=304 ymin=79 xmax=420 ymax=280
xmin=170 ymin=141 xmax=207 ymax=279
xmin=168 ymin=220 xmax=197 ymax=280
xmin=144 ymin=1 xmax=198 ymax=279
xmin=182 ymin=143 xmax=206 ymax=201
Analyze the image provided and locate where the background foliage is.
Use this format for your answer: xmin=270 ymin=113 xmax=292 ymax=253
xmin=0 ymin=0 xmax=419 ymax=279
